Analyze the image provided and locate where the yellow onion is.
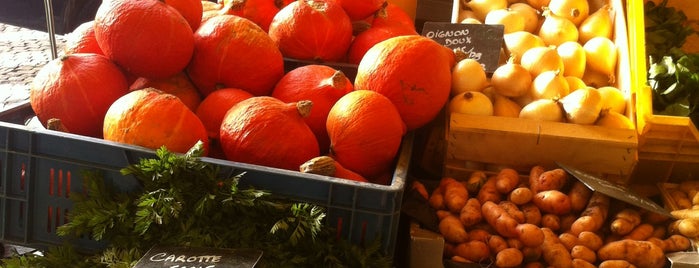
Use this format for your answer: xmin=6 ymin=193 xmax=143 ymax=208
xmin=531 ymin=70 xmax=570 ymax=100
xmin=451 ymin=58 xmax=489 ymax=96
xmin=597 ymin=86 xmax=626 ymax=114
xmin=582 ymin=69 xmax=613 ymax=88
xmin=491 ymin=60 xmax=533 ymax=98
xmin=466 ymin=0 xmax=508 ymax=21
xmin=578 ymin=4 xmax=613 ymax=44
xmin=560 ymin=87 xmax=602 ymax=124
xmin=526 ymin=0 xmax=551 ymax=11
xmin=548 ymin=0 xmax=589 ymax=26
xmin=503 ymin=31 xmax=546 ymax=63
xmin=493 ymin=94 xmax=522 ymax=117
xmin=595 ymin=109 xmax=633 ymax=129
xmin=564 ymin=76 xmax=587 ymax=92
xmin=538 ymin=9 xmax=579 ymax=46
xmin=485 ymin=8 xmax=525 ymax=34
xmin=509 ymin=3 xmax=542 ymax=33
xmin=449 ymin=91 xmax=494 ymax=116
xmin=521 ymin=45 xmax=564 ymax=77
xmin=557 ymin=41 xmax=586 ymax=78
xmin=519 ymin=98 xmax=565 ymax=122
xmin=583 ymin=36 xmax=617 ymax=78
xmin=458 ymin=9 xmax=480 ymax=23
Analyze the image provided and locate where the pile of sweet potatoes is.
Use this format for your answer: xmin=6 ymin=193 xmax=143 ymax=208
xmin=419 ymin=166 xmax=692 ymax=268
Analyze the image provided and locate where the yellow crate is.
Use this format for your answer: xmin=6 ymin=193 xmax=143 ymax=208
xmin=627 ymin=0 xmax=699 ymax=183
xmin=445 ymin=0 xmax=638 ymax=184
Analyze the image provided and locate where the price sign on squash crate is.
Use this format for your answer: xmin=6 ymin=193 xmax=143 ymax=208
xmin=421 ymin=22 xmax=504 ymax=73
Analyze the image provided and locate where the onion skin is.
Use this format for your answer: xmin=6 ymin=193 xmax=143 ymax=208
xmin=560 ymin=88 xmax=602 ymax=125
xmin=449 ymin=91 xmax=494 ymax=116
xmin=519 ymin=98 xmax=565 ymax=122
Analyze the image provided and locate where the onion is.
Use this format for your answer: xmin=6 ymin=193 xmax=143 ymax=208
xmin=509 ymin=3 xmax=542 ymax=33
xmin=548 ymin=0 xmax=589 ymax=26
xmin=560 ymin=87 xmax=602 ymax=125
xmin=519 ymin=98 xmax=565 ymax=122
xmin=595 ymin=109 xmax=633 ymax=129
xmin=504 ymin=31 xmax=545 ymax=64
xmin=557 ymin=41 xmax=586 ymax=78
xmin=451 ymin=58 xmax=489 ymax=96
xmin=520 ymin=45 xmax=564 ymax=77
xmin=493 ymin=94 xmax=522 ymax=117
xmin=485 ymin=8 xmax=525 ymax=34
xmin=458 ymin=9 xmax=480 ymax=23
xmin=531 ymin=70 xmax=570 ymax=100
xmin=583 ymin=36 xmax=617 ymax=77
xmin=449 ymin=91 xmax=494 ymax=116
xmin=582 ymin=69 xmax=613 ymax=88
xmin=461 ymin=17 xmax=483 ymax=24
xmin=491 ymin=60 xmax=532 ymax=98
xmin=466 ymin=0 xmax=508 ymax=21
xmin=578 ymin=4 xmax=613 ymax=44
xmin=526 ymin=0 xmax=552 ymax=11
xmin=538 ymin=9 xmax=579 ymax=46
xmin=597 ymin=86 xmax=626 ymax=114
xmin=564 ymin=76 xmax=587 ymax=92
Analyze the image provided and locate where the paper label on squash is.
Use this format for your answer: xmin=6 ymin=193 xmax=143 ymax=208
xmin=421 ymin=22 xmax=504 ymax=73
xmin=133 ymin=245 xmax=262 ymax=268
xmin=558 ymin=162 xmax=672 ymax=217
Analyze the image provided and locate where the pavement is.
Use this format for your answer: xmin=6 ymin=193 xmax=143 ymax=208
xmin=0 ymin=22 xmax=65 ymax=111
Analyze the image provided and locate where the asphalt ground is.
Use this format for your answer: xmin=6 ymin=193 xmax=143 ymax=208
xmin=0 ymin=22 xmax=65 ymax=111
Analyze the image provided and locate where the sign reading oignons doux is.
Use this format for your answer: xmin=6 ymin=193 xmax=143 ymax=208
xmin=421 ymin=22 xmax=505 ymax=73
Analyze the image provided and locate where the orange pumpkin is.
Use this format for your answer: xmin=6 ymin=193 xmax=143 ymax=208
xmin=63 ymin=20 xmax=103 ymax=55
xmin=354 ymin=35 xmax=453 ymax=131
xmin=129 ymin=72 xmax=203 ymax=112
xmin=271 ymin=64 xmax=354 ymax=154
xmin=327 ymin=90 xmax=405 ymax=180
xmin=219 ymin=97 xmax=320 ymax=171
xmin=30 ymin=53 xmax=129 ymax=138
xmin=103 ymin=88 xmax=209 ymax=155
xmin=268 ymin=0 xmax=353 ymax=62
xmin=195 ymin=88 xmax=254 ymax=140
xmin=337 ymin=0 xmax=386 ymax=21
xmin=164 ymin=0 xmax=204 ymax=31
xmin=187 ymin=14 xmax=284 ymax=96
xmin=94 ymin=0 xmax=194 ymax=79
xmin=219 ymin=0 xmax=294 ymax=32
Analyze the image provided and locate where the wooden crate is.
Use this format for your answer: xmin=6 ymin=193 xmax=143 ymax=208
xmin=626 ymin=1 xmax=699 ymax=184
xmin=445 ymin=0 xmax=638 ymax=184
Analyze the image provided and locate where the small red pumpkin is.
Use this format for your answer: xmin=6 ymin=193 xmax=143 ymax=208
xmin=129 ymin=72 xmax=202 ymax=112
xmin=220 ymin=0 xmax=294 ymax=32
xmin=370 ymin=2 xmax=416 ymax=32
xmin=327 ymin=90 xmax=405 ymax=180
xmin=30 ymin=53 xmax=129 ymax=138
xmin=337 ymin=0 xmax=386 ymax=21
xmin=271 ymin=64 xmax=353 ymax=154
xmin=195 ymin=88 xmax=254 ymax=140
xmin=103 ymin=88 xmax=209 ymax=155
xmin=219 ymin=97 xmax=320 ymax=171
xmin=347 ymin=23 xmax=417 ymax=65
xmin=354 ymin=35 xmax=453 ymax=131
xmin=63 ymin=20 xmax=103 ymax=55
xmin=164 ymin=0 xmax=204 ymax=31
xmin=268 ymin=0 xmax=353 ymax=62
xmin=94 ymin=0 xmax=194 ymax=79
xmin=187 ymin=14 xmax=284 ymax=96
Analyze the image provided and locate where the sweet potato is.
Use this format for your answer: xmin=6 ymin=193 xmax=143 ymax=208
xmin=439 ymin=214 xmax=469 ymax=243
xmin=660 ymin=234 xmax=692 ymax=253
xmin=428 ymin=187 xmax=445 ymax=210
xmin=449 ymin=255 xmax=471 ymax=264
xmin=531 ymin=168 xmax=568 ymax=193
xmin=506 ymin=237 xmax=524 ymax=249
xmin=459 ymin=198 xmax=482 ymax=227
xmin=495 ymin=248 xmax=524 ymax=268
xmin=568 ymin=181 xmax=592 ymax=212
xmin=598 ymin=260 xmax=638 ymax=268
xmin=541 ymin=214 xmax=561 ymax=231
xmin=650 ymin=224 xmax=666 ymax=239
xmin=482 ymin=200 xmax=519 ymax=238
xmin=572 ymin=259 xmax=596 ymax=268
xmin=540 ymin=228 xmax=573 ymax=268
xmin=442 ymin=177 xmax=469 ymax=213
xmin=465 ymin=170 xmax=487 ymax=194
xmin=532 ymin=190 xmax=572 ymax=215
xmin=610 ymin=208 xmax=642 ymax=236
xmin=560 ymin=213 xmax=576 ymax=232
xmin=577 ymin=231 xmax=603 ymax=251
xmin=522 ymin=246 xmax=542 ymax=262
xmin=521 ymin=203 xmax=542 ymax=225
xmin=500 ymin=201 xmax=525 ymax=223
xmin=468 ymin=228 xmax=491 ymax=243
xmin=509 ymin=186 xmax=534 ymax=205
xmin=453 ymin=240 xmax=491 ymax=263
xmin=496 ymin=168 xmax=520 ymax=194
xmin=622 ymin=223 xmax=654 ymax=241
xmin=477 ymin=176 xmax=501 ymax=204
xmin=436 ymin=210 xmax=451 ymax=220
xmin=516 ymin=223 xmax=544 ymax=247
xmin=528 ymin=165 xmax=546 ymax=191
xmin=487 ymin=234 xmax=508 ymax=254
xmin=523 ymin=262 xmax=545 ymax=268
xmin=558 ymin=232 xmax=578 ymax=251
xmin=411 ymin=181 xmax=429 ymax=200
xmin=597 ymin=239 xmax=666 ymax=268
xmin=570 ymin=245 xmax=596 ymax=264
xmin=570 ymin=192 xmax=610 ymax=235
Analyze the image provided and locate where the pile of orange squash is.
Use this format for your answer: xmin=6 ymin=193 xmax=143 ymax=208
xmin=29 ymin=0 xmax=455 ymax=185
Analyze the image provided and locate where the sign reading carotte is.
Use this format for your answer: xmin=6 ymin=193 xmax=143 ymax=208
xmin=133 ymin=245 xmax=263 ymax=268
